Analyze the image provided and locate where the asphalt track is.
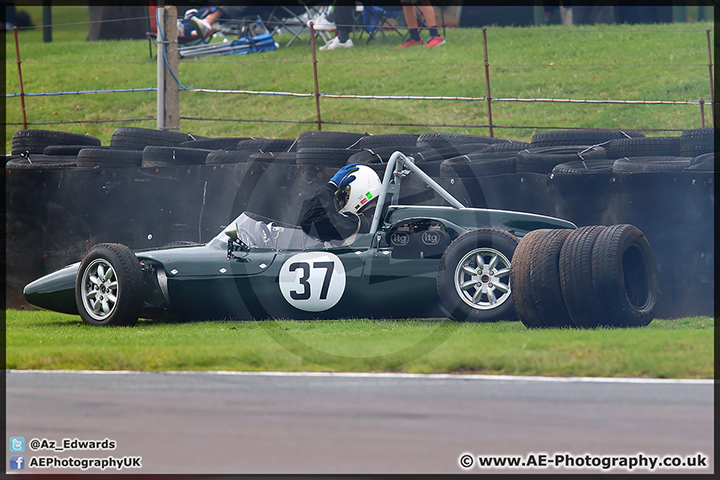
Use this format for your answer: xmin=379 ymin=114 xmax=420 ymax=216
xmin=5 ymin=370 xmax=714 ymax=475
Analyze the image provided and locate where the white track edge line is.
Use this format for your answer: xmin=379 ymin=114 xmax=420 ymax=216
xmin=5 ymin=369 xmax=713 ymax=384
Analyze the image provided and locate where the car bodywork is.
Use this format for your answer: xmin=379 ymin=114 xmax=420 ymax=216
xmin=24 ymin=152 xmax=577 ymax=323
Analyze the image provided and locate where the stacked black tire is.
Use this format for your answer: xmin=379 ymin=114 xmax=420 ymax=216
xmin=511 ymin=224 xmax=659 ymax=329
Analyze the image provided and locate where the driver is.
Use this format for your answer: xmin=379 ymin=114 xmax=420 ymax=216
xmin=301 ymin=163 xmax=383 ymax=242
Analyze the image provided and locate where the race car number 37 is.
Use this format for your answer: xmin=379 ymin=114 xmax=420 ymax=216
xmin=279 ymin=252 xmax=347 ymax=311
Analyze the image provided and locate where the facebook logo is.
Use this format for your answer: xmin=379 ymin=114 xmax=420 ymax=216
xmin=9 ymin=437 xmax=25 ymax=452
xmin=9 ymin=455 xmax=24 ymax=470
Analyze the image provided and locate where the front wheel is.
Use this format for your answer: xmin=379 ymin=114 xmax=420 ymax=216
xmin=75 ymin=243 xmax=144 ymax=326
xmin=437 ymin=228 xmax=519 ymax=322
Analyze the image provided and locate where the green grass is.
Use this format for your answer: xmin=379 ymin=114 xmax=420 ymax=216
xmin=5 ymin=6 xmax=714 ymax=152
xmin=4 ymin=310 xmax=714 ymax=379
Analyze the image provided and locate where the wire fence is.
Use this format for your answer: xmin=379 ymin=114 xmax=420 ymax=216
xmin=5 ymin=11 xmax=716 ymax=137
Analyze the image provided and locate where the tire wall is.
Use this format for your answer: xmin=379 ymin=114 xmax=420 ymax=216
xmin=5 ymin=163 xmax=713 ymax=318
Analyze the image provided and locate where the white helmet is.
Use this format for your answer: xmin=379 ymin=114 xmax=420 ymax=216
xmin=336 ymin=165 xmax=382 ymax=214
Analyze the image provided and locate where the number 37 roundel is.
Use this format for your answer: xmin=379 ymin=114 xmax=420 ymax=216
xmin=278 ymin=252 xmax=347 ymax=312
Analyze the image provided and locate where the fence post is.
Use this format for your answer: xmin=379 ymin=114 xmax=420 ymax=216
xmin=481 ymin=27 xmax=494 ymax=137
xmin=699 ymin=98 xmax=705 ymax=128
xmin=13 ymin=27 xmax=28 ymax=130
xmin=705 ymin=29 xmax=714 ymax=127
xmin=163 ymin=5 xmax=180 ymax=131
xmin=309 ymin=22 xmax=323 ymax=131
xmin=42 ymin=1 xmax=52 ymax=43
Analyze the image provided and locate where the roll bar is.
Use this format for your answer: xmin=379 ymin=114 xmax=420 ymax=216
xmin=368 ymin=151 xmax=465 ymax=238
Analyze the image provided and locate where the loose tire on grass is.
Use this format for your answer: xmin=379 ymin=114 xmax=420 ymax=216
xmin=511 ymin=228 xmax=574 ymax=328
xmin=437 ymin=228 xmax=519 ymax=322
xmin=75 ymin=243 xmax=144 ymax=326
xmin=591 ymin=224 xmax=659 ymax=327
xmin=12 ymin=129 xmax=101 ymax=155
xmin=558 ymin=225 xmax=607 ymax=328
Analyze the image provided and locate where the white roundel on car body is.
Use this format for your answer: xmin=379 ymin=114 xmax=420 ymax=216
xmin=279 ymin=252 xmax=346 ymax=312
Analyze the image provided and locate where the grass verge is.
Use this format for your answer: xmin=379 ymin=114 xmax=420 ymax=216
xmin=5 ymin=14 xmax=714 ymax=152
xmin=4 ymin=309 xmax=713 ymax=379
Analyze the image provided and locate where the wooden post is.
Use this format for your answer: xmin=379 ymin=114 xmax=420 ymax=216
xmin=309 ymin=22 xmax=322 ymax=131
xmin=13 ymin=27 xmax=28 ymax=130
xmin=482 ymin=27 xmax=494 ymax=137
xmin=163 ymin=5 xmax=180 ymax=131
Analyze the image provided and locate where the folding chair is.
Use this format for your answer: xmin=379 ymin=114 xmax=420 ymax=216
xmin=275 ymin=2 xmax=332 ymax=47
xmin=356 ymin=5 xmax=403 ymax=44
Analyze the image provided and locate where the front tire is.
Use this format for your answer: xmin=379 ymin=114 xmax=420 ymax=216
xmin=75 ymin=243 xmax=144 ymax=326
xmin=437 ymin=228 xmax=519 ymax=322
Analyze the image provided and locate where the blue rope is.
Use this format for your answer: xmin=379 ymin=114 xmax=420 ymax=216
xmin=156 ymin=7 xmax=187 ymax=89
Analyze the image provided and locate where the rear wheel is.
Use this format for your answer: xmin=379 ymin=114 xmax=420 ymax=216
xmin=437 ymin=228 xmax=519 ymax=322
xmin=75 ymin=244 xmax=143 ymax=326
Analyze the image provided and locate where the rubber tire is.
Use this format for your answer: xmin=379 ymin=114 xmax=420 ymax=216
xmin=604 ymin=136 xmax=682 ymax=159
xmin=205 ymin=149 xmax=255 ymax=164
xmin=353 ymin=133 xmax=419 ymax=149
xmin=236 ymin=137 xmax=296 ymax=152
xmin=416 ymin=133 xmax=508 ymax=150
xmin=530 ymin=129 xmax=644 ymax=148
xmin=437 ymin=228 xmax=519 ymax=322
xmin=559 ymin=225 xmax=607 ymax=328
xmin=489 ymin=140 xmax=531 ymax=151
xmin=612 ymin=156 xmax=692 ymax=173
xmin=248 ymin=152 xmax=297 ymax=165
xmin=141 ymin=146 xmax=213 ymax=167
xmin=11 ymin=129 xmax=101 ymax=155
xmin=75 ymin=243 xmax=144 ymax=326
xmin=591 ymin=224 xmax=659 ymax=327
xmin=516 ymin=145 xmax=607 ymax=174
xmin=110 ymin=127 xmax=196 ymax=150
xmin=5 ymin=155 xmax=77 ymax=169
xmin=686 ymin=152 xmax=714 ymax=171
xmin=551 ymin=158 xmax=616 ymax=175
xmin=510 ymin=228 xmax=574 ymax=328
xmin=179 ymin=137 xmax=252 ymax=150
xmin=679 ymin=128 xmax=715 ymax=157
xmin=77 ymin=148 xmax=143 ymax=168
xmin=296 ymin=131 xmax=367 ymax=150
xmin=296 ymin=147 xmax=362 ymax=166
xmin=439 ymin=151 xmax=517 ymax=177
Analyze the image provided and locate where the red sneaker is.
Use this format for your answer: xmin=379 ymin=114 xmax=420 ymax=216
xmin=424 ymin=36 xmax=445 ymax=48
xmin=398 ymin=38 xmax=423 ymax=49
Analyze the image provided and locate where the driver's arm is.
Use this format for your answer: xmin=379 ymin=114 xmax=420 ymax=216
xmin=301 ymin=183 xmax=361 ymax=241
